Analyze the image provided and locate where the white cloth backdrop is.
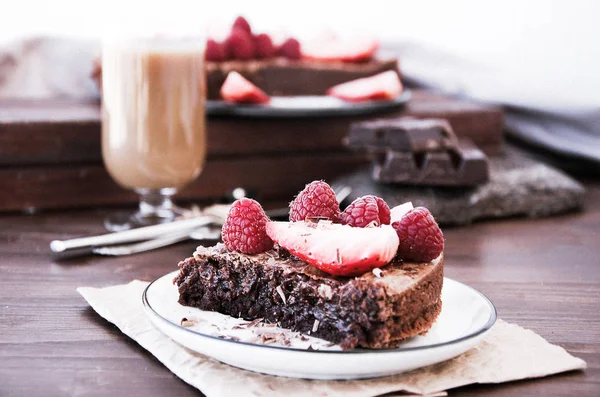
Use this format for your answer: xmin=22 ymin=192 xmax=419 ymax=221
xmin=1 ymin=0 xmax=598 ymax=163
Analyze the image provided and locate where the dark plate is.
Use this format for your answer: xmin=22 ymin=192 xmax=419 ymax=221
xmin=207 ymin=90 xmax=411 ymax=118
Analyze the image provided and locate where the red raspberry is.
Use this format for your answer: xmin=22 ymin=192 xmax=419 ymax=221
xmin=278 ymin=38 xmax=301 ymax=60
xmin=340 ymin=195 xmax=391 ymax=227
xmin=232 ymin=16 xmax=252 ymax=35
xmin=225 ymin=28 xmax=255 ymax=60
xmin=289 ymin=181 xmax=340 ymax=222
xmin=222 ymin=198 xmax=273 ymax=254
xmin=392 ymin=207 xmax=444 ymax=262
xmin=205 ymin=39 xmax=228 ymax=61
xmin=254 ymin=33 xmax=276 ymax=58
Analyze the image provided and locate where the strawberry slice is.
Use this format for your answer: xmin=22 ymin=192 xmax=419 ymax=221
xmin=302 ymin=37 xmax=379 ymax=62
xmin=390 ymin=202 xmax=414 ymax=224
xmin=326 ymin=71 xmax=403 ymax=102
xmin=266 ymin=221 xmax=399 ymax=277
xmin=220 ymin=71 xmax=270 ymax=104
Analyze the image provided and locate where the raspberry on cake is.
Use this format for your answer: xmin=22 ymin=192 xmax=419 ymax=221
xmin=175 ymin=181 xmax=445 ymax=350
xmin=393 ymin=206 xmax=444 ymax=262
xmin=289 ymin=180 xmax=341 ymax=222
xmin=340 ymin=195 xmax=391 ymax=227
xmin=254 ymin=34 xmax=276 ymax=59
xmin=278 ymin=38 xmax=301 ymax=60
xmin=221 ymin=198 xmax=273 ymax=254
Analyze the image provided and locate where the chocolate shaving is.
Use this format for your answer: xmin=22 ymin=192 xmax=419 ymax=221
xmin=252 ymin=328 xmax=281 ymax=336
xmin=305 ymin=216 xmax=329 ymax=223
xmin=366 ymin=220 xmax=379 ymax=228
xmin=180 ymin=317 xmax=202 ymax=327
xmin=246 ymin=318 xmax=264 ymax=328
xmin=312 ymin=319 xmax=320 ymax=333
xmin=275 ymin=285 xmax=287 ymax=305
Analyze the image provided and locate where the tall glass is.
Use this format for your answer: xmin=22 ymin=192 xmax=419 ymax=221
xmin=101 ymin=35 xmax=206 ymax=231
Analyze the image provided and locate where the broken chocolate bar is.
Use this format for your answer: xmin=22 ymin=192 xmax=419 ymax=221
xmin=347 ymin=117 xmax=489 ymax=187
xmin=347 ymin=117 xmax=458 ymax=153
xmin=373 ymin=139 xmax=489 ymax=186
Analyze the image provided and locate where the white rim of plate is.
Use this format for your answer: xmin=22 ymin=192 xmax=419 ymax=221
xmin=142 ymin=275 xmax=497 ymax=355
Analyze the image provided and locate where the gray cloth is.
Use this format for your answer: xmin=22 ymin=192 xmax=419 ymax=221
xmin=383 ymin=39 xmax=600 ymax=168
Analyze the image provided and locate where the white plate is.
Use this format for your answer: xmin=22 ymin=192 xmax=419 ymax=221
xmin=143 ymin=271 xmax=496 ymax=380
xmin=206 ymin=90 xmax=411 ymax=118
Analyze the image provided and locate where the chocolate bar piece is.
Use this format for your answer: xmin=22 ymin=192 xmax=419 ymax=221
xmin=347 ymin=117 xmax=458 ymax=153
xmin=372 ymin=139 xmax=489 ymax=186
xmin=347 ymin=117 xmax=489 ymax=187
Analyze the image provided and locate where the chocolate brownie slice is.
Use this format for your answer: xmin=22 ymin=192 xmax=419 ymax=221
xmin=174 ymin=243 xmax=443 ymax=349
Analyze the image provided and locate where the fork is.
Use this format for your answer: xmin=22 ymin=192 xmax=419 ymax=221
xmin=92 ymin=184 xmax=353 ymax=257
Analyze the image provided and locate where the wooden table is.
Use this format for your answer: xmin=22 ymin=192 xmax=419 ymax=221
xmin=1 ymin=182 xmax=599 ymax=396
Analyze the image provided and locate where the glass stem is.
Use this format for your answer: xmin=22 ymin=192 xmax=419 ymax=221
xmin=136 ymin=188 xmax=179 ymax=221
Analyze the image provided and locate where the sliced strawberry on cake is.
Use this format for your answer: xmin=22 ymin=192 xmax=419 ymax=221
xmin=266 ymin=221 xmax=399 ymax=277
xmin=327 ymin=70 xmax=403 ymax=102
xmin=220 ymin=71 xmax=270 ymax=104
xmin=301 ymin=37 xmax=380 ymax=62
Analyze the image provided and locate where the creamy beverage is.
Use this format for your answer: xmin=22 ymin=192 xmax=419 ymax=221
xmin=101 ymin=38 xmax=206 ymax=191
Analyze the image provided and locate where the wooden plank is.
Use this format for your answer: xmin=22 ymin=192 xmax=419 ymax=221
xmin=0 ymin=90 xmax=504 ymax=166
xmin=1 ymin=181 xmax=598 ymax=396
xmin=2 ymin=152 xmax=369 ymax=212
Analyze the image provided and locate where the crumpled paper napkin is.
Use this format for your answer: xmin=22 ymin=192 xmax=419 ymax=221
xmin=78 ymin=280 xmax=586 ymax=397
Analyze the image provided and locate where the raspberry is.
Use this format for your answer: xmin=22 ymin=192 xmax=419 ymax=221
xmin=278 ymin=38 xmax=301 ymax=60
xmin=392 ymin=207 xmax=444 ymax=262
xmin=254 ymin=33 xmax=276 ymax=58
xmin=222 ymin=198 xmax=273 ymax=254
xmin=205 ymin=39 xmax=228 ymax=61
xmin=232 ymin=16 xmax=252 ymax=35
xmin=225 ymin=28 xmax=255 ymax=60
xmin=289 ymin=181 xmax=340 ymax=222
xmin=340 ymin=195 xmax=391 ymax=227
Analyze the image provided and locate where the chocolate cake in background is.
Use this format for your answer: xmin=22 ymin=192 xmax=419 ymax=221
xmin=91 ymin=16 xmax=401 ymax=100
xmin=206 ymin=58 xmax=400 ymax=100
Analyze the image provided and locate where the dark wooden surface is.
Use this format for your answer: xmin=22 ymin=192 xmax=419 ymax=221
xmin=0 ymin=153 xmax=369 ymax=212
xmin=0 ymin=180 xmax=598 ymax=396
xmin=0 ymin=91 xmax=503 ymax=165
xmin=0 ymin=90 xmax=503 ymax=212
